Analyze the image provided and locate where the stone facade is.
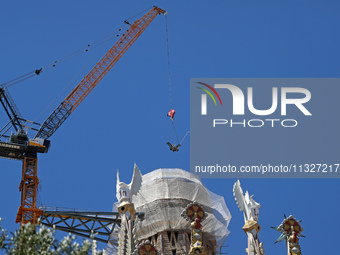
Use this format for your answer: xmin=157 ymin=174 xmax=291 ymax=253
xmin=139 ymin=231 xmax=216 ymax=255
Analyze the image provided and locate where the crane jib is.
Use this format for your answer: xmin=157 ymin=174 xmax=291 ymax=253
xmin=34 ymin=6 xmax=166 ymax=140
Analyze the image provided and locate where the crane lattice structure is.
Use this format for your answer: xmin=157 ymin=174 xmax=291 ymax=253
xmin=0 ymin=6 xmax=166 ymax=225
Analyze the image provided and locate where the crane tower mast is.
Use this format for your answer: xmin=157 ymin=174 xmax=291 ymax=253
xmin=5 ymin=6 xmax=166 ymax=225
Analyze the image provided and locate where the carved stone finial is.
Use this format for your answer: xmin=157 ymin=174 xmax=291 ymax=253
xmin=181 ymin=202 xmax=207 ymax=255
xmin=233 ymin=180 xmax=265 ymax=255
xmin=116 ymin=163 xmax=142 ymax=203
xmin=273 ymin=215 xmax=304 ymax=255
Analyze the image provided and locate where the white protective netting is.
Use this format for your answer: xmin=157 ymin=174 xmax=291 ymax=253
xmin=132 ymin=168 xmax=231 ymax=251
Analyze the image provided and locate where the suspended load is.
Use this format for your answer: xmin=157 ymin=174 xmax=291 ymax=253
xmin=167 ymin=109 xmax=175 ymax=121
xmin=166 ymin=142 xmax=181 ymax=152
xmin=166 ymin=108 xmax=189 ymax=153
xmin=166 ymin=109 xmax=181 ymax=152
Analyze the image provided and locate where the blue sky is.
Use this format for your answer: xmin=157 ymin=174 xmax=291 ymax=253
xmin=0 ymin=0 xmax=339 ymax=254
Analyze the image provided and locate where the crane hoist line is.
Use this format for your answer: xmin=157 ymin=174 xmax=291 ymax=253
xmin=0 ymin=6 xmax=167 ymax=225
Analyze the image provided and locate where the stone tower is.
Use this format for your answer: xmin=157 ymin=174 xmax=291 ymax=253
xmin=106 ymin=168 xmax=231 ymax=255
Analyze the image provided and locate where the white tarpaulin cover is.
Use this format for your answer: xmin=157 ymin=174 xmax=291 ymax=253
xmin=105 ymin=168 xmax=231 ymax=254
xmin=132 ymin=168 xmax=231 ymax=250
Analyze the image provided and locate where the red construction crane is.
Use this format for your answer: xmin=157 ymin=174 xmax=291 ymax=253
xmin=0 ymin=6 xmax=166 ymax=225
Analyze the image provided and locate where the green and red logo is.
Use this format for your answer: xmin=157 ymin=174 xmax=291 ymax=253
xmin=196 ymin=82 xmax=223 ymax=115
